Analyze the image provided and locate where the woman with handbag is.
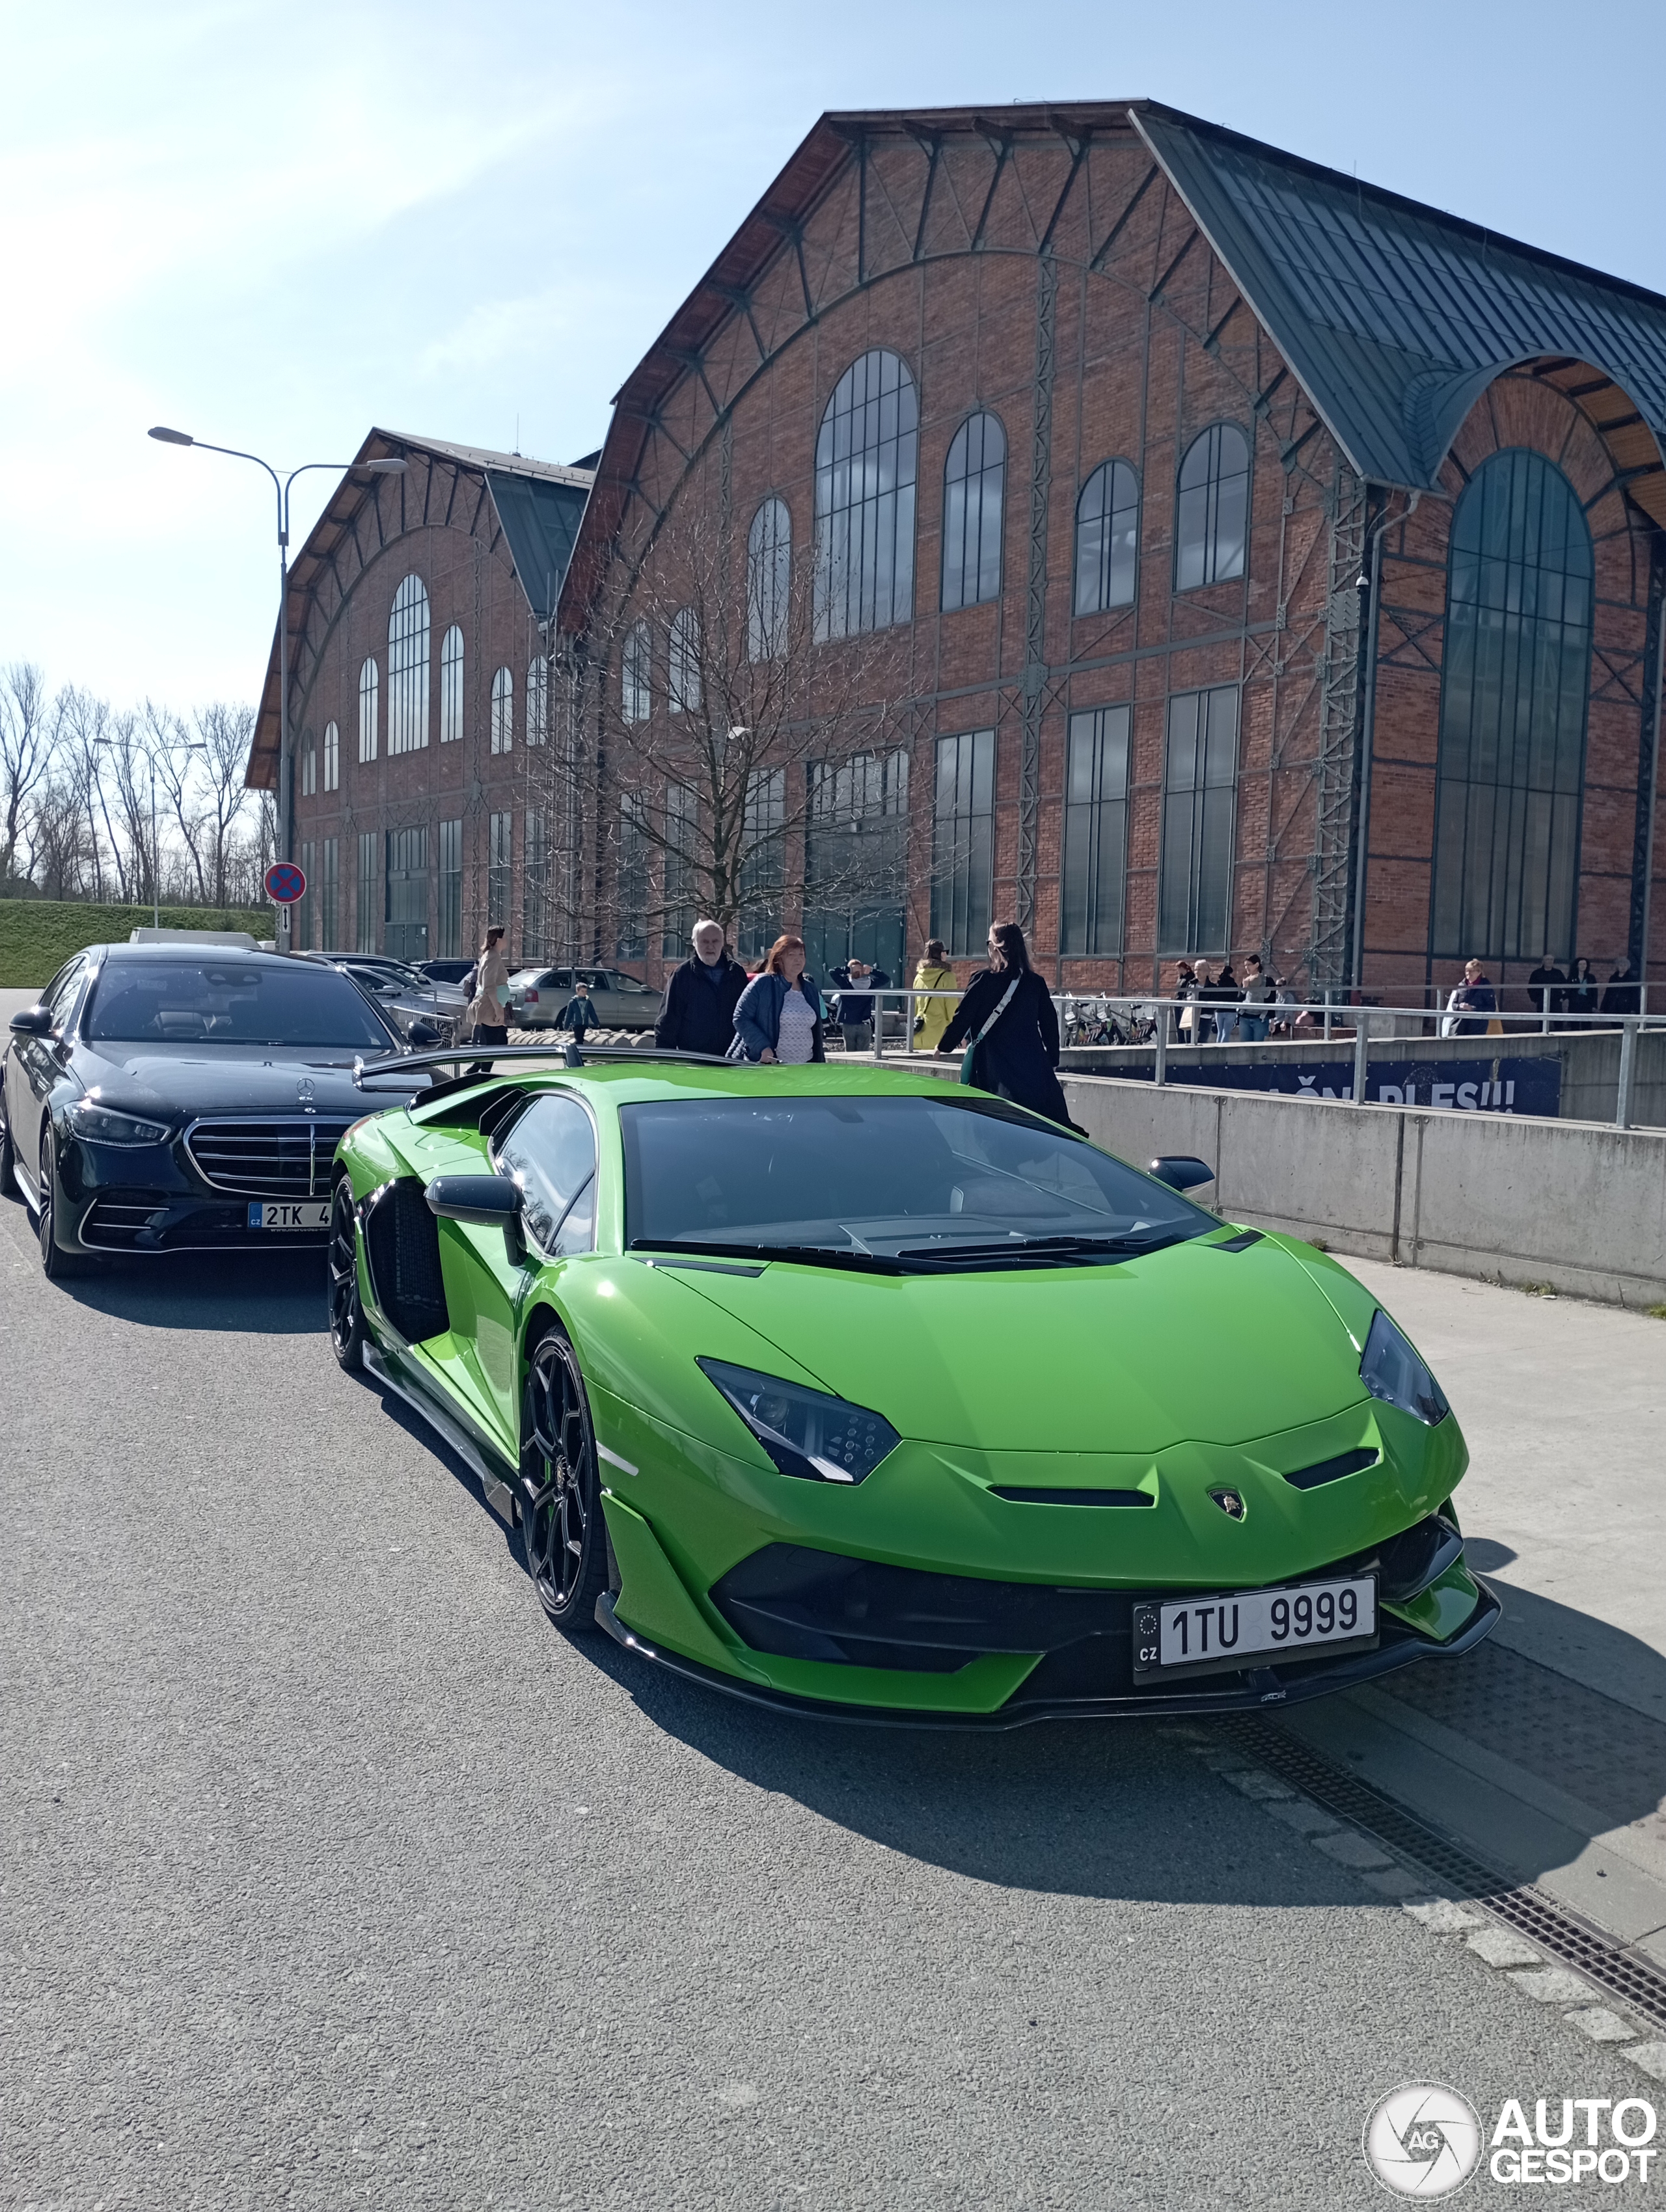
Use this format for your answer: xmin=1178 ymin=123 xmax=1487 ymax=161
xmin=910 ymin=938 xmax=957 ymax=1052
xmin=935 ymin=921 xmax=1072 ymax=1128
xmin=731 ymin=936 xmax=826 ymax=1064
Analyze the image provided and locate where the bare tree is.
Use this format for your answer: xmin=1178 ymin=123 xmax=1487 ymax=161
xmin=187 ymin=703 xmax=256 ymax=907
xmin=0 ymin=664 xmax=56 ymax=889
xmin=537 ymin=491 xmax=916 ymax=967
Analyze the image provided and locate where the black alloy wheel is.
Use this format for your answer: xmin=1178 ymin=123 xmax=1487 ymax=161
xmin=521 ymin=1328 xmax=607 ymax=1634
xmin=327 ymin=1178 xmax=367 ymax=1372
xmin=36 ymin=1128 xmax=95 ymax=1278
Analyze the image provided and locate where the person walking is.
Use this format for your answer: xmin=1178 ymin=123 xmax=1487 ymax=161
xmin=1564 ymin=957 xmax=1600 ymax=1023
xmin=464 ymin=924 xmax=512 ymax=1045
xmin=910 ymin=939 xmax=957 ymax=1052
xmin=935 ymin=921 xmax=1072 ymax=1128
xmin=655 ymin=918 xmax=748 ymax=1055
xmin=1602 ymin=960 xmax=1641 ymax=1018
xmin=732 ymin=936 xmax=825 ymax=1064
xmin=831 ymin=956 xmax=889 ymax=1053
xmin=1238 ymin=954 xmax=1277 ymax=1042
xmin=1447 ymin=958 xmax=1497 ymax=1036
xmin=1526 ymin=952 xmax=1565 ymax=1023
xmin=555 ymin=980 xmax=600 ymax=1037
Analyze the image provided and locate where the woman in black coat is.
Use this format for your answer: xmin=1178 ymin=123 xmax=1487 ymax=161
xmin=936 ymin=922 xmax=1072 ymax=1128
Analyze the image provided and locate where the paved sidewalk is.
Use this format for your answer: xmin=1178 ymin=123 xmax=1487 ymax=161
xmin=1287 ymin=1258 xmax=1666 ymax=1954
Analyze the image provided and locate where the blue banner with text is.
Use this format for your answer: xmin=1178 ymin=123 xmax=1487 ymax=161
xmin=1140 ymin=1057 xmax=1561 ymax=1116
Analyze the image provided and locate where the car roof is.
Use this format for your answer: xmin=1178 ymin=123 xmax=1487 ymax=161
xmin=414 ymin=1057 xmax=957 ymax=1117
xmin=85 ymin=941 xmax=292 ymax=966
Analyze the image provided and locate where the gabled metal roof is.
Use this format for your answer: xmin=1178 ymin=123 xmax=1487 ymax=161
xmin=485 ymin=468 xmax=588 ymax=623
xmin=1131 ymin=107 xmax=1666 ymax=502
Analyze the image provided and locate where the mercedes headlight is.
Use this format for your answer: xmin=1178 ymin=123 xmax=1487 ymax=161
xmin=698 ymin=1358 xmax=899 ymax=1485
xmin=1359 ymin=1310 xmax=1448 ymax=1426
xmin=66 ymin=1100 xmax=172 ymax=1146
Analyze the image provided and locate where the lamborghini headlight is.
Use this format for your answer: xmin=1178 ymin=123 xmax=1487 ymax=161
xmin=698 ymin=1358 xmax=899 ymax=1485
xmin=66 ymin=1099 xmax=172 ymax=1146
xmin=1359 ymin=1310 xmax=1449 ymax=1426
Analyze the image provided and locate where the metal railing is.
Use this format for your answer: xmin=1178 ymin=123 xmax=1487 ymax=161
xmin=835 ymin=988 xmax=1662 ymax=1131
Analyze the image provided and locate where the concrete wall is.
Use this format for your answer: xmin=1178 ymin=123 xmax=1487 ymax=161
xmin=1058 ymin=1073 xmax=1666 ymax=1310
xmin=1056 ymin=1026 xmax=1666 ymax=1129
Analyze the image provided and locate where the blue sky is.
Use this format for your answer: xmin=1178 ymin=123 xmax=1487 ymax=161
xmin=6 ymin=0 xmax=1665 ymax=708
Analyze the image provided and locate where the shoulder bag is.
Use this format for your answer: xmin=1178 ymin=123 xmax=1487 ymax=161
xmin=960 ymin=975 xmax=1021 ymax=1086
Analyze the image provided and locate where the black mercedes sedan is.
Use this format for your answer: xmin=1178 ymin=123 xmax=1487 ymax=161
xmin=0 ymin=941 xmax=436 ymax=1277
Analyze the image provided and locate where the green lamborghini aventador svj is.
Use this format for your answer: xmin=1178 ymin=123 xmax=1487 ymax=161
xmin=327 ymin=1047 xmax=1495 ymax=1723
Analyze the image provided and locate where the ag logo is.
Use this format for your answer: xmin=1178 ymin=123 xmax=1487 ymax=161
xmin=1363 ymin=2083 xmax=1482 ymax=2197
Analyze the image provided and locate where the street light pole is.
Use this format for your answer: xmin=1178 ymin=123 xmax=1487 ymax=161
xmin=148 ymin=428 xmax=405 ymax=951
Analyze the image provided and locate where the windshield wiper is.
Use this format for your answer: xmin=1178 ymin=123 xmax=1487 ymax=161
xmin=629 ymin=1239 xmax=908 ymax=1276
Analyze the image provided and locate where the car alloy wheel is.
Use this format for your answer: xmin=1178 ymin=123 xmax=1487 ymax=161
xmin=521 ymin=1328 xmax=606 ymax=1633
xmin=327 ymin=1179 xmax=367 ymax=1373
xmin=37 ymin=1129 xmax=94 ymax=1278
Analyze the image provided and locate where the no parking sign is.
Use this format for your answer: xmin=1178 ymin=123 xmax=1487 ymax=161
xmin=264 ymin=860 xmax=307 ymax=904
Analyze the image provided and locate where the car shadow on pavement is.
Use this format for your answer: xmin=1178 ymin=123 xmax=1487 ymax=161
xmin=44 ymin=1247 xmax=328 ymax=1334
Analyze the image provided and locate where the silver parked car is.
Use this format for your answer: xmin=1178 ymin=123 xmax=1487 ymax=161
xmin=505 ymin=965 xmax=659 ymax=1030
xmin=301 ymin=954 xmax=468 ymax=1042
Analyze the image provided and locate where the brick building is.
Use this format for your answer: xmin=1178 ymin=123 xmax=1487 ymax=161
xmin=246 ymin=431 xmax=593 ymax=963
xmin=555 ymin=101 xmax=1666 ymax=1005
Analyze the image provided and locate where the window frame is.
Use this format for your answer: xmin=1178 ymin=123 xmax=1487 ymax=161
xmin=1158 ymin=684 xmax=1240 ymax=954
xmin=668 ymin=608 xmax=702 ymax=714
xmin=1073 ymin=459 xmax=1141 ymax=617
xmin=358 ymin=658 xmax=379 ymax=764
xmin=1174 ymin=422 xmax=1251 ymax=593
xmin=1060 ymin=705 xmax=1131 ymax=956
xmin=387 ymin=574 xmax=431 ymax=755
xmin=931 ymin=729 xmax=996 ymax=956
xmin=940 ymin=409 xmax=1007 ymax=614
xmin=439 ymin=625 xmax=464 ymax=746
xmin=746 ymin=496 xmax=791 ymax=662
xmin=814 ymin=348 xmax=920 ymax=641
xmin=622 ymin=621 xmax=651 ymax=723
xmin=323 ymin=720 xmax=340 ymax=792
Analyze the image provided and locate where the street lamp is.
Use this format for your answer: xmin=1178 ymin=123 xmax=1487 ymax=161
xmin=148 ymin=426 xmax=407 ymax=950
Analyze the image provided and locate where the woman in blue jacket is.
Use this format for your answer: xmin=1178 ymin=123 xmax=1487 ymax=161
xmin=732 ymin=936 xmax=826 ymax=1064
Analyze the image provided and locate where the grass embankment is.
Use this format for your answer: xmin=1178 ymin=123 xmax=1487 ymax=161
xmin=0 ymin=898 xmax=275 ymax=989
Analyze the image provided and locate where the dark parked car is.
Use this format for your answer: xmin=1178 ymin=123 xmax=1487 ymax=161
xmin=418 ymin=958 xmax=476 ymax=987
xmin=0 ymin=942 xmax=435 ymax=1277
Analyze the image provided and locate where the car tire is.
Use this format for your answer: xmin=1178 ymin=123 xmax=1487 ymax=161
xmin=520 ymin=1326 xmax=607 ymax=1635
xmin=0 ymin=1092 xmax=18 ymax=1198
xmin=327 ymin=1178 xmax=368 ymax=1373
xmin=36 ymin=1129 xmax=97 ymax=1278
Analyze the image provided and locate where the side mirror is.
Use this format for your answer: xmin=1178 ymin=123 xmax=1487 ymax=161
xmin=407 ymin=1019 xmax=441 ymax=1047
xmin=426 ymin=1172 xmax=526 ymax=1263
xmin=8 ymin=1005 xmax=52 ymax=1037
xmin=1149 ymin=1155 xmax=1215 ymax=1193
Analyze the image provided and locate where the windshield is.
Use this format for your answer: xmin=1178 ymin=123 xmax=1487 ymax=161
xmin=620 ymin=1094 xmax=1214 ymax=1262
xmin=85 ymin=960 xmax=398 ymax=1049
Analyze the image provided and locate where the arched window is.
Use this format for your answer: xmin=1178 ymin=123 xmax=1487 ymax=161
xmin=622 ymin=621 xmax=651 ymax=723
xmin=357 ymin=659 xmax=378 ymax=763
xmin=668 ymin=609 xmax=701 ymax=714
xmin=526 ymin=653 xmax=547 ymax=746
xmin=747 ymin=498 xmax=791 ymax=661
xmin=387 ymin=574 xmax=430 ymax=753
xmin=439 ymin=625 xmax=464 ymax=744
xmin=1074 ymin=461 xmax=1140 ymax=615
xmin=1175 ymin=424 xmax=1250 ymax=589
xmin=300 ymin=735 xmax=317 ymax=796
xmin=490 ymin=665 xmax=513 ymax=754
xmin=323 ymin=720 xmax=340 ymax=792
xmin=814 ymin=349 xmax=918 ymax=639
xmin=940 ymin=412 xmax=1005 ymax=612
xmin=1431 ymin=448 xmax=1593 ymax=964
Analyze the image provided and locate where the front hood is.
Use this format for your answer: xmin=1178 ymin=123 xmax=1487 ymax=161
xmin=73 ymin=1045 xmax=415 ymax=1121
xmin=671 ymin=1234 xmax=1367 ymax=1453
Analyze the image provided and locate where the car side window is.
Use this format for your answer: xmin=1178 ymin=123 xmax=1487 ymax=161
xmin=495 ymin=1092 xmax=597 ymax=1257
xmin=607 ymin=971 xmax=649 ymax=993
xmin=43 ymin=958 xmax=87 ymax=1032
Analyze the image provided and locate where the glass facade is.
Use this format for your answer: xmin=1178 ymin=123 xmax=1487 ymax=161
xmin=385 ymin=825 xmax=429 ymax=961
xmin=931 ymin=729 xmax=994 ymax=955
xmin=1061 ymin=707 xmax=1130 ymax=955
xmin=437 ymin=818 xmax=462 ymax=958
xmin=488 ymin=810 xmax=513 ymax=933
xmin=815 ymin=349 xmax=918 ymax=639
xmin=355 ymin=830 xmax=379 ymax=952
xmin=668 ymin=609 xmax=701 ymax=714
xmin=616 ymin=794 xmax=648 ymax=961
xmin=323 ymin=720 xmax=339 ymax=792
xmin=1074 ymin=461 xmax=1140 ymax=615
xmin=1175 ymin=424 xmax=1250 ymax=590
xmin=387 ymin=574 xmax=430 ymax=754
xmin=804 ymin=749 xmax=909 ymax=978
xmin=526 ymin=654 xmax=547 ymax=746
xmin=737 ymin=768 xmax=784 ymax=960
xmin=1159 ymin=686 xmax=1238 ymax=952
xmin=747 ymin=498 xmax=791 ymax=662
xmin=358 ymin=659 xmax=378 ymax=763
xmin=622 ymin=622 xmax=651 ymax=723
xmin=300 ymin=738 xmax=316 ymax=797
xmin=661 ymin=783 xmax=696 ymax=957
xmin=318 ymin=837 xmax=338 ymax=953
xmin=940 ymin=412 xmax=1005 ymax=612
xmin=440 ymin=627 xmax=464 ymax=744
xmin=1430 ymin=448 xmax=1592 ymax=964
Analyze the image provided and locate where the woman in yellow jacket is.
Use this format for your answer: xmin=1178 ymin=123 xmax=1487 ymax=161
xmin=910 ymin=938 xmax=957 ymax=1052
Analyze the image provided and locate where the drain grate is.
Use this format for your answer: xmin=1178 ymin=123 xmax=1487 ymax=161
xmin=1225 ymin=1716 xmax=1666 ymax=2036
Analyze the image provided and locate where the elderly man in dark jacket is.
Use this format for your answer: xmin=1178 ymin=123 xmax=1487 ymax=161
xmin=655 ymin=920 xmax=748 ymax=1055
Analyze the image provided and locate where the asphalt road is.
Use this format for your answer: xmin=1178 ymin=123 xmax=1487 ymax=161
xmin=0 ymin=1180 xmax=1653 ymax=2209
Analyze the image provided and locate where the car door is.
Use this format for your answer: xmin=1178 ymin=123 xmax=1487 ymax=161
xmin=422 ymin=1090 xmax=599 ymax=1460
xmin=8 ymin=958 xmax=87 ymax=1176
xmin=594 ymin=969 xmax=655 ymax=1027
